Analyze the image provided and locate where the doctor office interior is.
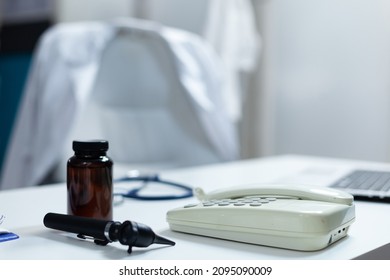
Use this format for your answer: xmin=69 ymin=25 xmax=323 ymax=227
xmin=1 ymin=0 xmax=390 ymax=191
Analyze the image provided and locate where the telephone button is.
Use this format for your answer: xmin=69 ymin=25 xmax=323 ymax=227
xmin=184 ymin=203 xmax=198 ymax=208
xmin=203 ymin=202 xmax=215 ymax=207
xmin=249 ymin=202 xmax=262 ymax=207
xmin=218 ymin=202 xmax=231 ymax=206
xmin=233 ymin=202 xmax=246 ymax=206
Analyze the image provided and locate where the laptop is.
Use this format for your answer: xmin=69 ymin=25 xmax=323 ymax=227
xmin=328 ymin=169 xmax=390 ymax=202
xmin=271 ymin=155 xmax=390 ymax=203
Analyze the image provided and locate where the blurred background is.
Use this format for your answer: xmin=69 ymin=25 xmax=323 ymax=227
xmin=1 ymin=0 xmax=390 ymax=184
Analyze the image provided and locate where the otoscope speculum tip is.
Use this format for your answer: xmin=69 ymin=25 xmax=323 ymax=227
xmin=154 ymin=234 xmax=176 ymax=246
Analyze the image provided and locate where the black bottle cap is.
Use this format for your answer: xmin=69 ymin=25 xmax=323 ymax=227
xmin=72 ymin=140 xmax=109 ymax=152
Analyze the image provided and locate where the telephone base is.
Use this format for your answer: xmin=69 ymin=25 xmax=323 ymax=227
xmin=169 ymin=219 xmax=354 ymax=251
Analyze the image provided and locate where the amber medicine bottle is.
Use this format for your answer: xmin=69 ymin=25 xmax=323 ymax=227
xmin=67 ymin=140 xmax=113 ymax=220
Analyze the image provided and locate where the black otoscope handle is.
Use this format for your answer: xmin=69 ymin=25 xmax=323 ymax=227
xmin=43 ymin=212 xmax=112 ymax=244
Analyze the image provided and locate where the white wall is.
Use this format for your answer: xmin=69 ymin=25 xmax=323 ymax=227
xmin=140 ymin=0 xmax=208 ymax=35
xmin=257 ymin=0 xmax=390 ymax=162
xmin=54 ymin=0 xmax=136 ymax=22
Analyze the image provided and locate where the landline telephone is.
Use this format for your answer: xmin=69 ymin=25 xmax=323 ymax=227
xmin=166 ymin=184 xmax=355 ymax=251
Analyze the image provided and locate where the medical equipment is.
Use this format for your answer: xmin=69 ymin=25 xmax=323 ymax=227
xmin=114 ymin=171 xmax=193 ymax=201
xmin=43 ymin=212 xmax=175 ymax=254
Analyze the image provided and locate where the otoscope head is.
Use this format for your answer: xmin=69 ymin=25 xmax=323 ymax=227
xmin=110 ymin=220 xmax=175 ymax=253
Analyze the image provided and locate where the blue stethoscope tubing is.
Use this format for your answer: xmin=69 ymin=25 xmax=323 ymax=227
xmin=114 ymin=174 xmax=193 ymax=200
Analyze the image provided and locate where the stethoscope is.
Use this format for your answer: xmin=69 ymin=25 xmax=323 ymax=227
xmin=113 ymin=171 xmax=193 ymax=201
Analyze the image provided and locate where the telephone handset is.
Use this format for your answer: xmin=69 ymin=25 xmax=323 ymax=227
xmin=194 ymin=184 xmax=354 ymax=205
xmin=166 ymin=184 xmax=355 ymax=251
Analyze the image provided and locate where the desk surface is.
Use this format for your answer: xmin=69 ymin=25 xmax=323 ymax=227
xmin=1 ymin=155 xmax=390 ymax=260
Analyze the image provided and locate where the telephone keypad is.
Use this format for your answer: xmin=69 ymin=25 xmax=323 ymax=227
xmin=183 ymin=196 xmax=279 ymax=209
xmin=196 ymin=196 xmax=278 ymax=208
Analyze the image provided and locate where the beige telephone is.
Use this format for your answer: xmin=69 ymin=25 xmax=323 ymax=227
xmin=166 ymin=184 xmax=355 ymax=251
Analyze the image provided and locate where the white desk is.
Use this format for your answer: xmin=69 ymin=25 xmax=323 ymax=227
xmin=1 ymin=155 xmax=390 ymax=260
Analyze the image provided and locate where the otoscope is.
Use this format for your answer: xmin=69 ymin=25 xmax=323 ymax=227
xmin=43 ymin=212 xmax=175 ymax=254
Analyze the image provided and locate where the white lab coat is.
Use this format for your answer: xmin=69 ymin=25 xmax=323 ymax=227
xmin=0 ymin=18 xmax=239 ymax=190
xmin=203 ymin=0 xmax=261 ymax=122
xmin=142 ymin=0 xmax=261 ymax=122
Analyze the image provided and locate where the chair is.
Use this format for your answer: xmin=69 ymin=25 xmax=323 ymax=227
xmin=0 ymin=18 xmax=239 ymax=190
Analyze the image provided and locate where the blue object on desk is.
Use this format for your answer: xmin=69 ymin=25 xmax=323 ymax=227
xmin=0 ymin=214 xmax=19 ymax=242
xmin=0 ymin=232 xmax=19 ymax=243
xmin=114 ymin=171 xmax=193 ymax=201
